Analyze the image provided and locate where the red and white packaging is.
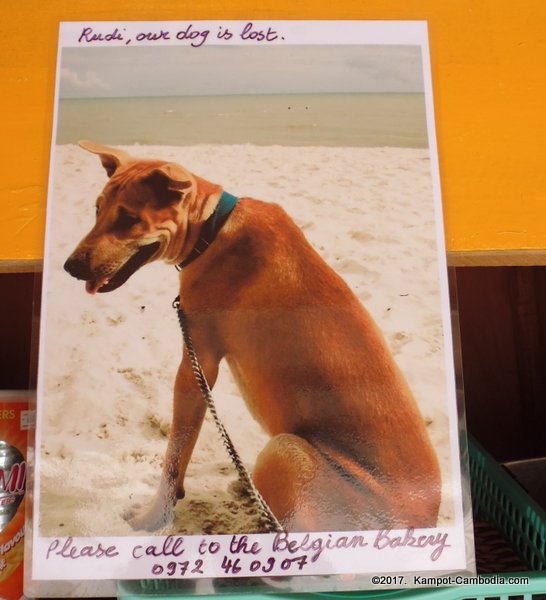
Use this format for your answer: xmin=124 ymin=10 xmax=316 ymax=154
xmin=0 ymin=392 xmax=32 ymax=600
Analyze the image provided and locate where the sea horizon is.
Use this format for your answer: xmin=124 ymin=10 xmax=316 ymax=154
xmin=56 ymin=92 xmax=429 ymax=148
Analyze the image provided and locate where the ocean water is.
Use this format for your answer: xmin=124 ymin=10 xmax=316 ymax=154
xmin=56 ymin=93 xmax=428 ymax=148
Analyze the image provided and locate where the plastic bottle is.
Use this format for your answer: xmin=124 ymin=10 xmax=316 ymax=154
xmin=0 ymin=391 xmax=32 ymax=600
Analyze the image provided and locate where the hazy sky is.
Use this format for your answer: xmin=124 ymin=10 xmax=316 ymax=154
xmin=59 ymin=44 xmax=424 ymax=98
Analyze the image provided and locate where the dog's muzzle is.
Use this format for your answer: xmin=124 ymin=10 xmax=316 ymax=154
xmin=64 ymin=242 xmax=161 ymax=294
xmin=64 ymin=254 xmax=93 ymax=281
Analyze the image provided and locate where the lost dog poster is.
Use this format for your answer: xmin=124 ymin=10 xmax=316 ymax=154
xmin=29 ymin=20 xmax=474 ymax=595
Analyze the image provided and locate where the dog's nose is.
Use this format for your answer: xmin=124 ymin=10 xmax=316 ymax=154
xmin=64 ymin=255 xmax=93 ymax=281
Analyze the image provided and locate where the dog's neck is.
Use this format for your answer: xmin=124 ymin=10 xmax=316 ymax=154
xmin=175 ymin=191 xmax=239 ymax=270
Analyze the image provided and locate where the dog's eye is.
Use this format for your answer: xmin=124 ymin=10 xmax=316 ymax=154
xmin=96 ymin=195 xmax=105 ymax=218
xmin=115 ymin=208 xmax=141 ymax=230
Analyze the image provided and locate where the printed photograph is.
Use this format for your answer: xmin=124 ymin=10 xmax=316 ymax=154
xmin=34 ymin=23 xmax=467 ymax=582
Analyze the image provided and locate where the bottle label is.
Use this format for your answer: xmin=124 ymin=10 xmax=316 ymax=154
xmin=0 ymin=396 xmax=32 ymax=599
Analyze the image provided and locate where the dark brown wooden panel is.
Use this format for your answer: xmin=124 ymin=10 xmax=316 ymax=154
xmin=0 ymin=273 xmax=36 ymax=389
xmin=456 ymin=266 xmax=546 ymax=461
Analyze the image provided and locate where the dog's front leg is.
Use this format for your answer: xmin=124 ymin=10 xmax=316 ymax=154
xmin=126 ymin=350 xmax=219 ymax=531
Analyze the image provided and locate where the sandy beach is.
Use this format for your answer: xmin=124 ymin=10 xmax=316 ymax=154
xmin=37 ymin=143 xmax=455 ymax=538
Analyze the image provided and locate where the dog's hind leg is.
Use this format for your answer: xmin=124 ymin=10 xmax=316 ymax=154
xmin=125 ymin=350 xmax=219 ymax=531
xmin=252 ymin=433 xmax=376 ymax=532
xmin=253 ymin=433 xmax=439 ymax=532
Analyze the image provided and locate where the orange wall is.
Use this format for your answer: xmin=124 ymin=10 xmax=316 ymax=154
xmin=2 ymin=1 xmax=546 ymax=263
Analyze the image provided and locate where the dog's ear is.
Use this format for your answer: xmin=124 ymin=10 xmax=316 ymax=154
xmin=151 ymin=164 xmax=193 ymax=192
xmin=144 ymin=164 xmax=194 ymax=206
xmin=78 ymin=140 xmax=133 ymax=177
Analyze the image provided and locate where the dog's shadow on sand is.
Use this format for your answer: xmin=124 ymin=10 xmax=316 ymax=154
xmin=170 ymin=478 xmax=270 ymax=535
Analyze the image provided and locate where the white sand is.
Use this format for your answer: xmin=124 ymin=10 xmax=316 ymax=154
xmin=37 ymin=143 xmax=456 ymax=538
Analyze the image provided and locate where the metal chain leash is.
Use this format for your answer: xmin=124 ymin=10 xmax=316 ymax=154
xmin=172 ymin=295 xmax=284 ymax=534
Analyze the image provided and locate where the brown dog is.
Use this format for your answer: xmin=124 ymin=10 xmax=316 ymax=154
xmin=64 ymin=141 xmax=441 ymax=533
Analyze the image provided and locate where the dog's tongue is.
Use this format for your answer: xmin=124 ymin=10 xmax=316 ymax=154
xmin=86 ymin=278 xmax=108 ymax=295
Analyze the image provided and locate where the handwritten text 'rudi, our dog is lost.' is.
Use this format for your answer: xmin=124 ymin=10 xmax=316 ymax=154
xmin=77 ymin=23 xmax=285 ymax=48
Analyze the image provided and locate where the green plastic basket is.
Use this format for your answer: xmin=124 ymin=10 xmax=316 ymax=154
xmin=118 ymin=437 xmax=546 ymax=599
xmin=469 ymin=438 xmax=546 ymax=572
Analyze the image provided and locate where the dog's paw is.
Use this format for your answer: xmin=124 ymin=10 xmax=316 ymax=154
xmin=123 ymin=500 xmax=175 ymax=532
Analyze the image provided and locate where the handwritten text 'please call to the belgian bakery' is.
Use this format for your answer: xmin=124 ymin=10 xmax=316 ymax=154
xmin=44 ymin=529 xmax=451 ymax=577
xmin=77 ymin=23 xmax=284 ymax=47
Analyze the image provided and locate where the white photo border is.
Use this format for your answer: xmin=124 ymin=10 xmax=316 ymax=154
xmin=30 ymin=19 xmax=472 ymax=589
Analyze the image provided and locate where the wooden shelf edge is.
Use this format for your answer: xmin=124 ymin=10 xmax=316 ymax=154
xmin=0 ymin=260 xmax=43 ymax=273
xmin=3 ymin=252 xmax=546 ymax=273
xmin=447 ymin=250 xmax=546 ymax=267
